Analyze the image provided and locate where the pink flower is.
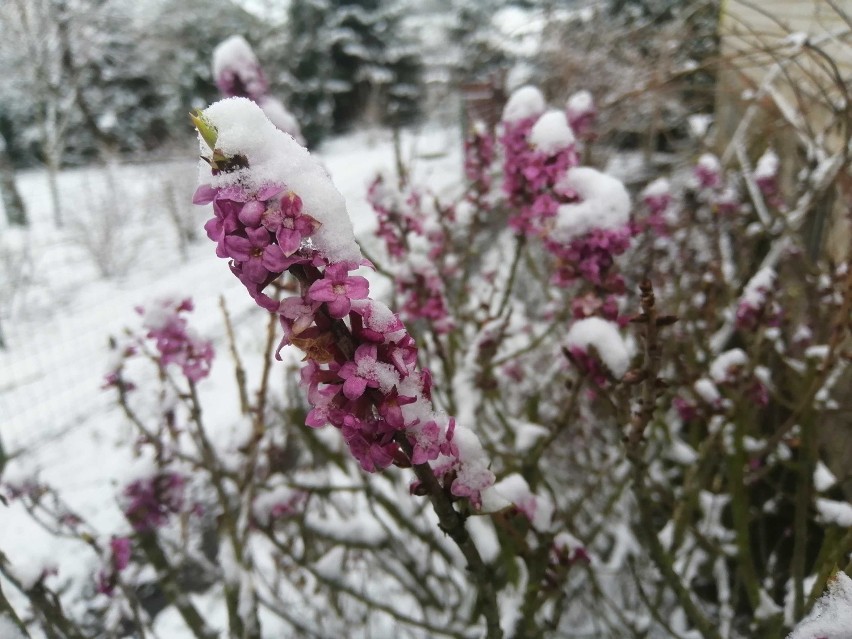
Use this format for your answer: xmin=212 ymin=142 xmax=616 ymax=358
xmin=123 ymin=472 xmax=185 ymax=532
xmin=338 ymin=344 xmax=382 ymax=400
xmin=307 ymin=262 xmax=370 ymax=318
xmin=224 ymin=226 xmax=290 ymax=284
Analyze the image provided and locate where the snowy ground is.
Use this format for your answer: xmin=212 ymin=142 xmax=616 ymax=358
xmin=0 ymin=124 xmax=463 ymax=627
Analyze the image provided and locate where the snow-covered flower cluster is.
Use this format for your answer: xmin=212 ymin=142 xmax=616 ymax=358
xmin=212 ymin=35 xmax=304 ymax=143
xmin=194 ymin=97 xmax=494 ymax=505
xmin=500 ymin=86 xmax=632 ymax=300
xmin=135 ymin=298 xmax=215 ymax=382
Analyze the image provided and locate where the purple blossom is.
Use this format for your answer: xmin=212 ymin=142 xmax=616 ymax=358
xmin=307 ymin=262 xmax=370 ymax=318
xmin=224 ymin=226 xmax=290 ymax=283
xmin=123 ymin=472 xmax=185 ymax=532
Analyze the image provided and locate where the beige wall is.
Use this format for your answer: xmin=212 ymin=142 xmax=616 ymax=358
xmin=716 ymin=0 xmax=852 ymax=262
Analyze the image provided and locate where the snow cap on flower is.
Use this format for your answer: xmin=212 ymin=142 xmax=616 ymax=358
xmin=502 ymin=85 xmax=546 ymax=123
xmin=565 ymin=317 xmax=630 ymax=378
xmin=694 ymin=153 xmax=721 ymax=189
xmin=754 ymin=149 xmax=779 ymax=182
xmin=529 ymin=110 xmax=575 ymax=155
xmin=212 ymin=35 xmax=268 ymax=100
xmin=552 ymin=167 xmax=631 ymax=242
xmin=197 ymin=98 xmax=360 ymax=264
xmin=566 ymin=90 xmax=594 ymax=123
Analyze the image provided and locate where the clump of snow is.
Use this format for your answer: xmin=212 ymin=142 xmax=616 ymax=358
xmin=502 ymin=85 xmax=546 ymax=122
xmin=755 ymin=149 xmax=779 ymax=180
xmin=688 ymin=114 xmax=713 ymax=139
xmin=709 ymin=348 xmax=748 ymax=383
xmin=741 ymin=267 xmax=776 ymax=307
xmin=510 ymin=420 xmax=550 ymax=452
xmin=566 ymin=317 xmax=630 ymax=378
xmin=814 ymin=461 xmax=837 ymax=492
xmin=788 ymin=572 xmax=852 ymax=639
xmin=199 ymin=98 xmax=360 ymax=264
xmin=755 ymin=589 xmax=783 ymax=620
xmin=642 ymin=177 xmax=671 ymax=199
xmin=694 ymin=378 xmax=721 ymax=405
xmin=492 ymin=473 xmax=554 ymax=531
xmin=566 ymin=90 xmax=594 ymax=119
xmin=552 ymin=167 xmax=631 ymax=242
xmin=815 ymin=498 xmax=852 ymax=527
xmin=697 ymin=153 xmax=721 ymax=174
xmin=529 ymin=110 xmax=575 ymax=154
xmin=466 ymin=516 xmax=500 ymax=563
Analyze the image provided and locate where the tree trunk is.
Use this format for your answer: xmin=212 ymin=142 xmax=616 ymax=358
xmin=0 ymin=136 xmax=27 ymax=227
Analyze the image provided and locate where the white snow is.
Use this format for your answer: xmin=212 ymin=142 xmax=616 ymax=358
xmin=642 ymin=177 xmax=671 ymax=199
xmin=466 ymin=515 xmax=500 ymax=563
xmin=199 ymin=98 xmax=360 ymax=264
xmin=694 ymin=378 xmax=721 ymax=404
xmin=212 ymin=35 xmax=266 ymax=99
xmin=565 ymin=317 xmax=630 ymax=378
xmin=257 ymin=96 xmax=304 ymax=143
xmin=0 ymin=615 xmax=26 ymax=639
xmin=741 ymin=267 xmax=776 ymax=307
xmin=501 ymin=85 xmax=546 ymax=123
xmin=697 ymin=153 xmax=721 ymax=175
xmin=566 ymin=90 xmax=594 ymax=119
xmin=709 ymin=348 xmax=748 ymax=383
xmin=552 ymin=167 xmax=631 ymax=242
xmin=755 ymin=149 xmax=779 ymax=180
xmin=814 ymin=462 xmax=838 ymax=492
xmin=788 ymin=572 xmax=852 ymax=639
xmin=529 ymin=110 xmax=575 ymax=154
xmin=815 ymin=498 xmax=852 ymax=527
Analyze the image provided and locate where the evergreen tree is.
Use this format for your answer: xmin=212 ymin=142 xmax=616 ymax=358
xmin=286 ymin=0 xmax=423 ymax=140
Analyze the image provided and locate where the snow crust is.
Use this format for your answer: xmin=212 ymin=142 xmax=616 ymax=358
xmin=553 ymin=167 xmax=631 ymax=242
xmin=502 ymin=85 xmax=546 ymax=123
xmin=565 ymin=317 xmax=630 ymax=378
xmin=529 ymin=110 xmax=575 ymax=154
xmin=199 ymin=98 xmax=360 ymax=264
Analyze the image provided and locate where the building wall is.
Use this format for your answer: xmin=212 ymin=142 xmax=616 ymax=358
xmin=716 ymin=0 xmax=852 ymax=262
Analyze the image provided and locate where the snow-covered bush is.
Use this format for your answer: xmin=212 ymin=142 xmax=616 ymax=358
xmin=2 ymin=36 xmax=852 ymax=639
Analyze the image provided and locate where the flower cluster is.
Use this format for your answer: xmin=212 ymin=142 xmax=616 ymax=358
xmin=735 ymin=267 xmax=779 ymax=331
xmin=212 ymin=35 xmax=304 ymax=143
xmin=96 ymin=536 xmax=132 ymax=596
xmin=194 ymin=98 xmax=494 ymax=507
xmin=500 ymin=87 xmax=632 ymax=299
xmin=565 ymin=90 xmax=596 ymax=142
xmin=123 ymin=472 xmax=185 ymax=532
xmin=366 ymin=177 xmax=454 ymax=331
xmin=136 ymin=298 xmax=215 ymax=382
xmin=692 ymin=152 xmax=743 ymax=214
xmin=463 ymin=121 xmax=496 ymax=211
